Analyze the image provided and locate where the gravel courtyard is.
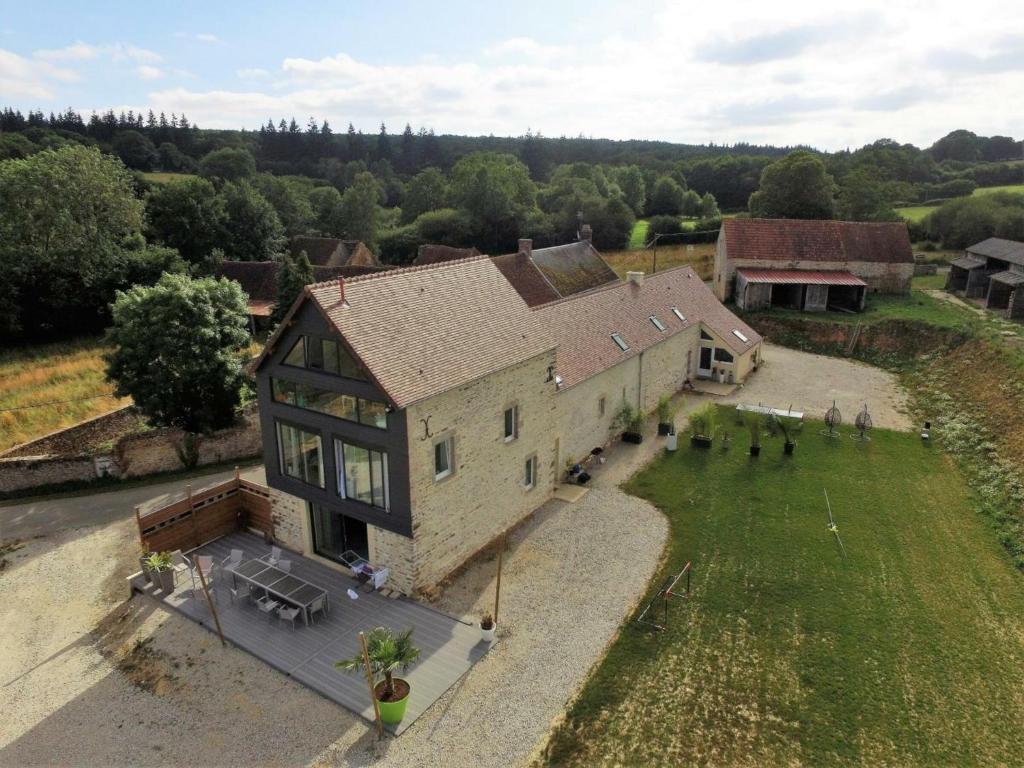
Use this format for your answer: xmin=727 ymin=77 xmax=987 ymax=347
xmin=0 ymin=345 xmax=910 ymax=767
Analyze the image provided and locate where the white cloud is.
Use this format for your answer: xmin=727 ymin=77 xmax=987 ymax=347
xmin=137 ymin=65 xmax=162 ymax=79
xmin=237 ymin=67 xmax=269 ymax=79
xmin=195 ymin=33 xmax=220 ymax=43
xmin=33 ymin=41 xmax=161 ymax=64
xmin=0 ymin=47 xmax=79 ymax=98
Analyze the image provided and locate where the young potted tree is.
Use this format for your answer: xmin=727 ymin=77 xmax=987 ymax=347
xmin=747 ymin=413 xmax=762 ymax=457
xmin=479 ymin=612 xmax=496 ymax=643
xmin=690 ymin=404 xmax=716 ymax=448
xmin=770 ymin=414 xmax=797 ymax=455
xmin=142 ymin=551 xmax=175 ymax=592
xmin=336 ymin=627 xmax=421 ymax=726
xmin=615 ymin=403 xmax=645 ymax=444
xmin=656 ymin=395 xmax=677 ymax=436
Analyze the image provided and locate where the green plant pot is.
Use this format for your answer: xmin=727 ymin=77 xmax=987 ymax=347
xmin=376 ymin=680 xmax=410 ymax=725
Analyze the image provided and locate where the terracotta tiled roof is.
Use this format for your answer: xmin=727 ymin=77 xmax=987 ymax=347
xmin=290 ymin=236 xmax=380 ymax=267
xmin=217 ymin=261 xmax=279 ymax=303
xmin=722 ymin=219 xmax=913 ymax=264
xmin=737 ymin=269 xmax=867 ymax=287
xmin=534 ymin=267 xmax=762 ymax=390
xmin=491 ymin=252 xmax=561 ymax=307
xmin=526 ymin=241 xmax=619 ymax=296
xmin=305 ymin=256 xmax=555 ymax=408
xmin=966 ymin=237 xmax=1024 ymax=267
xmin=413 ymin=244 xmax=482 ymax=266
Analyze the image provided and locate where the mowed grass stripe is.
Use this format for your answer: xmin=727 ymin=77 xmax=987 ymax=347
xmin=544 ymin=418 xmax=1024 ymax=766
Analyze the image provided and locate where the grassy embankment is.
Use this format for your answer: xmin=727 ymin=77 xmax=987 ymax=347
xmin=896 ymin=182 xmax=1024 ymax=222
xmin=603 ymin=243 xmax=716 ymax=281
xmin=0 ymin=338 xmax=130 ymax=453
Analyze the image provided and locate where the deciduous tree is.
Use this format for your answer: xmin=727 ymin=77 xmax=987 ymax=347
xmin=748 ymin=151 xmax=835 ymax=219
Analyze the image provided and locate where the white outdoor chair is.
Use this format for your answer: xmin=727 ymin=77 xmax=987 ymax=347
xmin=278 ymin=559 xmax=292 ymax=573
xmin=256 ymin=595 xmax=279 ymax=623
xmin=169 ymin=550 xmax=191 ymax=585
xmin=221 ymin=549 xmax=244 ymax=571
xmin=229 ymin=583 xmax=252 ymax=605
xmin=269 ymin=546 xmax=283 ymax=565
xmin=278 ymin=604 xmax=301 ymax=629
xmin=308 ymin=593 xmax=328 ymax=623
xmin=191 ymin=555 xmax=216 ymax=597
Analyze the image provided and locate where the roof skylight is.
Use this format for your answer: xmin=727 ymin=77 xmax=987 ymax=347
xmin=611 ymin=332 xmax=629 ymax=351
xmin=649 ymin=315 xmax=666 ymax=331
xmin=733 ymin=329 xmax=750 ymax=343
xmin=671 ymin=307 xmax=685 ymax=322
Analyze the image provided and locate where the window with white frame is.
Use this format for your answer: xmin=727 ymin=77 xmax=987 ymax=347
xmin=524 ymin=455 xmax=537 ymax=489
xmin=434 ymin=435 xmax=454 ymax=481
xmin=335 ymin=440 xmax=389 ymax=510
xmin=503 ymin=405 xmax=518 ymax=441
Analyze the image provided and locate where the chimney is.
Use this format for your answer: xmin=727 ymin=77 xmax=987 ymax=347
xmin=518 ymin=238 xmax=533 ymax=257
xmin=580 ymin=223 xmax=593 ymax=242
xmin=626 ymin=271 xmax=645 ymax=287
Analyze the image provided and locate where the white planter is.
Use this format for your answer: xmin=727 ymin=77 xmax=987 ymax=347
xmin=480 ymin=623 xmax=497 ymax=643
xmin=666 ymin=433 xmax=678 ymax=451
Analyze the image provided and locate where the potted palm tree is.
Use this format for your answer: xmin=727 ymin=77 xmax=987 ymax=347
xmin=336 ymin=627 xmax=421 ymax=725
xmin=769 ymin=414 xmax=796 ymax=455
xmin=479 ymin=612 xmax=496 ymax=643
xmin=747 ymin=413 xmax=763 ymax=457
xmin=656 ymin=395 xmax=677 ymax=436
xmin=142 ymin=551 xmax=175 ymax=592
xmin=690 ymin=404 xmax=716 ymax=448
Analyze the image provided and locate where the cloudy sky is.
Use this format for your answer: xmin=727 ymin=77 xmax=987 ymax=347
xmin=2 ymin=0 xmax=1021 ymax=151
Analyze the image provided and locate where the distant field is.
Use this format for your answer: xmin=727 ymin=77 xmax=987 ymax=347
xmin=0 ymin=338 xmax=130 ymax=453
xmin=896 ymin=183 xmax=1024 ymax=223
xmin=628 ymin=220 xmax=649 ymax=249
xmin=603 ymin=243 xmax=716 ymax=280
xmin=141 ymin=172 xmax=198 ymax=184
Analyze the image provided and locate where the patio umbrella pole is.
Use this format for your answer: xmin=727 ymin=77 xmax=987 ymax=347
xmin=196 ymin=564 xmax=226 ymax=647
xmin=360 ymin=631 xmax=384 ymax=739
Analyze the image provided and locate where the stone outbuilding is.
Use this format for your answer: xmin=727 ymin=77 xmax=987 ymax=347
xmin=947 ymin=238 xmax=1024 ymax=318
xmin=714 ymin=218 xmax=914 ymax=312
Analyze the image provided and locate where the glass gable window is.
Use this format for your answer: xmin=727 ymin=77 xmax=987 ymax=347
xmin=336 ymin=440 xmax=389 ymax=510
xmin=280 ymin=334 xmax=366 ymax=380
xmin=714 ymin=347 xmax=735 ymax=363
xmin=276 ymin=421 xmax=324 ymax=487
xmin=700 ymin=329 xmax=713 ymax=341
xmin=434 ymin=436 xmax=453 ymax=481
xmin=272 ymin=378 xmax=387 ymax=429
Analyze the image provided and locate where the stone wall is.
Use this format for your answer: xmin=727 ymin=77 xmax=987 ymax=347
xmin=0 ymin=405 xmax=262 ymax=497
xmin=405 ymin=350 xmax=559 ymax=591
xmin=269 ymin=487 xmax=307 ymax=553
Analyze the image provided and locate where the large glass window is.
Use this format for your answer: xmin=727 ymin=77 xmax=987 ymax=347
xmin=272 ymin=378 xmax=387 ymax=429
xmin=336 ymin=440 xmax=389 ymax=510
xmin=276 ymin=422 xmax=323 ymax=487
xmin=280 ymin=334 xmax=366 ymax=380
xmin=714 ymin=347 xmax=735 ymax=364
xmin=310 ymin=504 xmax=369 ymax=561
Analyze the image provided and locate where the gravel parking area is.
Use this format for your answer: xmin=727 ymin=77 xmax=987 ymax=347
xmin=1 ymin=448 xmax=668 ymax=767
xmin=722 ymin=342 xmax=912 ymax=430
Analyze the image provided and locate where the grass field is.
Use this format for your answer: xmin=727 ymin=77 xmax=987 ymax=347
xmin=603 ymin=243 xmax=716 ymax=280
xmin=628 ymin=220 xmax=649 ymax=249
xmin=141 ymin=171 xmax=198 ymax=184
xmin=0 ymin=338 xmax=129 ymax=453
xmin=544 ymin=418 xmax=1024 ymax=766
xmin=973 ymin=183 xmax=1024 ymax=196
xmin=896 ymin=183 xmax=1024 ymax=222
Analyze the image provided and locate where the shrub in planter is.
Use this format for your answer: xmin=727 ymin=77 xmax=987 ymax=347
xmin=747 ymin=412 xmax=763 ymax=457
xmin=656 ymin=394 xmax=678 ymax=436
xmin=689 ymin=403 xmax=717 ymax=448
xmin=769 ymin=414 xmax=797 ymax=455
xmin=479 ymin=613 xmax=496 ymax=643
xmin=336 ymin=626 xmax=421 ymax=725
xmin=614 ymin=403 xmax=646 ymax=443
xmin=142 ymin=551 xmax=175 ymax=592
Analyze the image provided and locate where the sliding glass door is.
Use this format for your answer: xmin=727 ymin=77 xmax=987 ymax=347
xmin=309 ymin=503 xmax=369 ymax=562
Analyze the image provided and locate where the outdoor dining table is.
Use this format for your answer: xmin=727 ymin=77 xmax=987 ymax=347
xmin=228 ymin=559 xmax=328 ymax=626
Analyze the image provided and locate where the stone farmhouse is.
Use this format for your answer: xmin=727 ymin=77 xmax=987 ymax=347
xmin=947 ymin=237 xmax=1024 ymax=318
xmin=715 ymin=219 xmax=914 ymax=312
xmin=252 ymin=253 xmax=761 ymax=595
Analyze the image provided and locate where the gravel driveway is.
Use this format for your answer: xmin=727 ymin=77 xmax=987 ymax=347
xmin=722 ymin=342 xmax=912 ymax=430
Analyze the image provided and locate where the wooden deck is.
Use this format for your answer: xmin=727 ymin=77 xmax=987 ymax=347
xmin=130 ymin=531 xmax=491 ymax=735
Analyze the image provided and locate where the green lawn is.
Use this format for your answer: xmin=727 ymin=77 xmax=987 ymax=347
xmin=628 ymin=219 xmax=649 ymax=249
xmin=743 ymin=289 xmax=977 ymax=331
xmin=973 ymin=183 xmax=1024 ymax=196
xmin=544 ymin=418 xmax=1024 ymax=766
xmin=895 ymin=205 xmax=936 ymax=223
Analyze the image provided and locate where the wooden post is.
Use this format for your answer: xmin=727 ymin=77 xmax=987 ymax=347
xmin=196 ymin=563 xmax=225 ymax=647
xmin=360 ymin=631 xmax=384 ymax=739
xmin=494 ymin=533 xmax=506 ymax=625
xmin=134 ymin=505 xmax=145 ymax=549
xmin=187 ymin=484 xmax=198 ymax=549
xmin=234 ymin=465 xmax=241 ymax=483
